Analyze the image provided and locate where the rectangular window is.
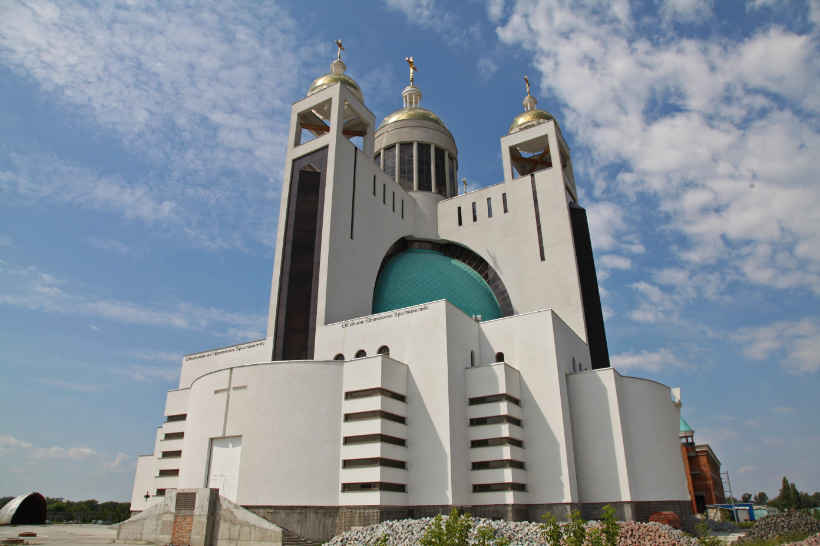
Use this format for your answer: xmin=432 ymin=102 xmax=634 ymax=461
xmin=457 ymin=207 xmax=462 ymax=226
xmin=373 ymin=175 xmax=376 ymax=196
xmin=383 ymin=145 xmax=396 ymax=180
xmin=344 ymin=387 xmax=406 ymax=402
xmin=434 ymin=147 xmax=446 ymax=196
xmin=401 ymin=199 xmax=404 ymax=219
xmin=155 ymin=489 xmax=166 ymax=496
xmin=469 ymin=415 xmax=522 ymax=427
xmin=344 ymin=410 xmax=406 ymax=424
xmin=374 ymin=152 xmax=381 ymax=167
xmin=341 ymin=482 xmax=406 ymax=493
xmin=468 ymin=393 xmax=521 ymax=406
xmin=161 ymin=450 xmax=182 ymax=459
xmin=398 ymin=143 xmax=414 ymax=191
xmin=343 ymin=434 xmax=406 ymax=446
xmin=470 ymin=437 xmax=524 ymax=448
xmin=472 ymin=483 xmax=527 ymax=493
xmin=487 ymin=197 xmax=493 ymax=218
xmin=472 ymin=202 xmax=477 ymax=222
xmin=502 ymin=192 xmax=508 ymax=213
xmin=163 ymin=432 xmax=184 ymax=440
xmin=383 ymin=183 xmax=386 ymax=204
xmin=392 ymin=192 xmax=395 ymax=212
xmin=471 ymin=459 xmax=526 ymax=470
xmin=447 ymin=154 xmax=456 ymax=197
xmin=417 ymin=143 xmax=432 ymax=191
xmin=165 ymin=414 xmax=186 ymax=422
xmin=342 ymin=458 xmax=406 ymax=469
xmin=158 ymin=469 xmax=179 ymax=476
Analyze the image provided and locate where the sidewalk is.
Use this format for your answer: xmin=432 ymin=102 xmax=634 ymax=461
xmin=0 ymin=524 xmax=117 ymax=545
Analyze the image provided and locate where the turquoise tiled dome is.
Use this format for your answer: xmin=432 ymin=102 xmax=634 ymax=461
xmin=372 ymin=249 xmax=502 ymax=320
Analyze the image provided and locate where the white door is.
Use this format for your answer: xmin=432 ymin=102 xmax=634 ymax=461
xmin=207 ymin=436 xmax=242 ymax=502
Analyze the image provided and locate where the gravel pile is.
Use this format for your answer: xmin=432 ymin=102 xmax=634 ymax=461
xmin=779 ymin=534 xmax=820 ymax=546
xmin=326 ymin=516 xmax=699 ymax=546
xmin=737 ymin=512 xmax=820 ymax=543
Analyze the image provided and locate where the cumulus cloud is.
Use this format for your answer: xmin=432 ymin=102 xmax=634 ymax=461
xmin=611 ymin=348 xmax=687 ymax=372
xmin=738 ymin=465 xmax=759 ymax=474
xmin=0 ymin=262 xmax=265 ymax=333
xmin=495 ymin=0 xmax=820 ymax=298
xmin=0 ymin=0 xmax=313 ymax=249
xmin=384 ymin=0 xmax=479 ymax=44
xmin=732 ymin=318 xmax=820 ymax=373
xmin=0 ymin=434 xmax=132 ymax=473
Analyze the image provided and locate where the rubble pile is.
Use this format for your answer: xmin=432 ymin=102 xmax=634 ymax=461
xmin=705 ymin=518 xmax=739 ymax=532
xmin=737 ymin=512 xmax=820 ymax=543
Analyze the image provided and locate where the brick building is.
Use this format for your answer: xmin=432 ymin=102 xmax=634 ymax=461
xmin=680 ymin=417 xmax=725 ymax=514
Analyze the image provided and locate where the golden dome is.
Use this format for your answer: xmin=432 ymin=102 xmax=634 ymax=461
xmin=307 ymin=72 xmax=363 ymax=102
xmin=379 ymin=107 xmax=447 ymax=130
xmin=509 ymin=108 xmax=560 ymax=133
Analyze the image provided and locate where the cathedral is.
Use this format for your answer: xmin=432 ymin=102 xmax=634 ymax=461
xmin=129 ymin=46 xmax=693 ymax=541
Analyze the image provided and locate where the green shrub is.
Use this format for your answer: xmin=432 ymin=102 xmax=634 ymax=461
xmin=564 ymin=510 xmax=586 ymax=546
xmin=540 ymin=513 xmax=563 ymax=546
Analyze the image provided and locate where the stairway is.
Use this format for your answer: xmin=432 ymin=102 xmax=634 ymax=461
xmin=281 ymin=527 xmax=321 ymax=546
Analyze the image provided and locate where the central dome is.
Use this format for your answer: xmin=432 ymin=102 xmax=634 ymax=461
xmin=379 ymin=107 xmax=447 ymax=130
xmin=372 ymin=249 xmax=502 ymax=320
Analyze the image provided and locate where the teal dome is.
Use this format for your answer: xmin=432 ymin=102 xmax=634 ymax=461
xmin=373 ymin=249 xmax=502 ymax=320
xmin=680 ymin=417 xmax=694 ymax=433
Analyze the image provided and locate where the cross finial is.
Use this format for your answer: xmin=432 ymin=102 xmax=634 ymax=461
xmin=335 ymin=39 xmax=345 ymax=61
xmin=462 ymin=177 xmax=467 ymax=194
xmin=406 ymin=57 xmax=418 ymax=85
xmin=524 ymin=75 xmax=531 ymax=97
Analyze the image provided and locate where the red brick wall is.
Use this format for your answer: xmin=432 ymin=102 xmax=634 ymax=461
xmin=171 ymin=514 xmax=193 ymax=546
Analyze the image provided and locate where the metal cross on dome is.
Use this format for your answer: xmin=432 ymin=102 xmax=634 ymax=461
xmin=335 ymin=39 xmax=345 ymax=60
xmin=406 ymin=57 xmax=418 ymax=85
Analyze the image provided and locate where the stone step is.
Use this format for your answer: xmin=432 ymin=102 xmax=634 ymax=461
xmin=282 ymin=527 xmax=321 ymax=546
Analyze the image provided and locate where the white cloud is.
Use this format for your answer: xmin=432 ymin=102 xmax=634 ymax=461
xmin=771 ymin=406 xmax=797 ymax=414
xmin=738 ymin=465 xmax=758 ymax=474
xmin=0 ymin=262 xmax=265 ymax=333
xmin=36 ymin=378 xmax=104 ymax=393
xmin=0 ymin=0 xmax=313 ymax=249
xmin=610 ymin=348 xmax=686 ymax=372
xmin=495 ymin=0 xmax=820 ymax=297
xmin=86 ymin=237 xmax=130 ymax=256
xmin=383 ymin=0 xmax=479 ymax=44
xmin=0 ymin=434 xmax=132 ymax=473
xmin=660 ymin=0 xmax=713 ymax=22
xmin=732 ymin=318 xmax=820 ymax=373
xmin=599 ymin=254 xmax=633 ymax=270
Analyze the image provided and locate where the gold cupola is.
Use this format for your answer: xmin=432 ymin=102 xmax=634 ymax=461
xmin=307 ymin=40 xmax=363 ymax=102
xmin=509 ymin=75 xmax=560 ymax=134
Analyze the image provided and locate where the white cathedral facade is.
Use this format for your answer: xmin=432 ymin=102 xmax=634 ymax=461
xmin=129 ymin=52 xmax=693 ymax=540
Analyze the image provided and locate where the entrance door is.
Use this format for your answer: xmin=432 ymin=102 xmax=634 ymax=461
xmin=207 ymin=436 xmax=242 ymax=502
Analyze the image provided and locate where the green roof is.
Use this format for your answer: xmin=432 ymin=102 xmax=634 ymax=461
xmin=372 ymin=249 xmax=502 ymax=320
xmin=680 ymin=416 xmax=694 ymax=433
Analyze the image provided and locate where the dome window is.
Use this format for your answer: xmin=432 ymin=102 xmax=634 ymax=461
xmin=334 ymin=354 xmax=346 ymax=361
xmin=377 ymin=346 xmax=390 ymax=356
xmin=495 ymin=352 xmax=505 ymax=363
xmin=355 ymin=350 xmax=367 ymax=358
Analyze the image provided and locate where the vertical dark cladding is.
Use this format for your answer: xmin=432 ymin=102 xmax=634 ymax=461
xmin=569 ymin=202 xmax=611 ymax=369
xmin=273 ymin=147 xmax=328 ymax=361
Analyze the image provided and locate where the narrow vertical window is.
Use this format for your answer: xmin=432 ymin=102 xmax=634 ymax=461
xmin=401 ymin=199 xmax=404 ymax=219
xmin=350 ymin=149 xmax=357 ymax=240
xmin=398 ymin=143 xmax=414 ymax=191
xmin=530 ymin=175 xmax=546 ymax=261
xmin=487 ymin=197 xmax=493 ymax=218
xmin=502 ymin=192 xmax=508 ymax=213
xmin=417 ymin=144 xmax=432 ymax=192
xmin=374 ymin=152 xmax=381 ymax=167
xmin=392 ymin=192 xmax=395 ymax=212
xmin=434 ymin=147 xmax=446 ymax=196
xmin=383 ymin=183 xmax=386 ymax=204
xmin=447 ymin=155 xmax=456 ymax=197
xmin=373 ymin=175 xmax=376 ymax=196
xmin=383 ymin=145 xmax=397 ymax=181
xmin=472 ymin=202 xmax=477 ymax=222
xmin=457 ymin=206 xmax=463 ymax=226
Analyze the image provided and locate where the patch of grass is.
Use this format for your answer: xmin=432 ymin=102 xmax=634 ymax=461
xmin=737 ymin=521 xmax=756 ymax=529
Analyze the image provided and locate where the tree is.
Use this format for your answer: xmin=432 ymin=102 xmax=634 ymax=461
xmin=790 ymin=483 xmax=800 ymax=509
xmin=741 ymin=493 xmax=752 ymax=503
xmin=779 ymin=477 xmax=794 ymax=509
xmin=753 ymin=492 xmax=769 ymax=505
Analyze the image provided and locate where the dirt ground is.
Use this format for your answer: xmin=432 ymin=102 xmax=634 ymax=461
xmin=0 ymin=524 xmax=117 ymax=545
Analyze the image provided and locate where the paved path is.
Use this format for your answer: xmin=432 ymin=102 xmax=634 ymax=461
xmin=0 ymin=524 xmax=117 ymax=545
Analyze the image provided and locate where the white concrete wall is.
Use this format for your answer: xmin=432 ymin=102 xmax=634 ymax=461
xmin=618 ymin=375 xmax=691 ymax=502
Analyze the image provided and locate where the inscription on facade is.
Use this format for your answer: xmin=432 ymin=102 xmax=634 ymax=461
xmin=184 ymin=339 xmax=267 ymax=362
xmin=341 ymin=305 xmax=429 ymax=328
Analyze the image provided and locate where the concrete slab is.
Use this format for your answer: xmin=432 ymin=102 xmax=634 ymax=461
xmin=0 ymin=524 xmax=117 ymax=545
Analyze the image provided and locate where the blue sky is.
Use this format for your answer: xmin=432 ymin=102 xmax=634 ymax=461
xmin=1 ymin=0 xmax=818 ymax=503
